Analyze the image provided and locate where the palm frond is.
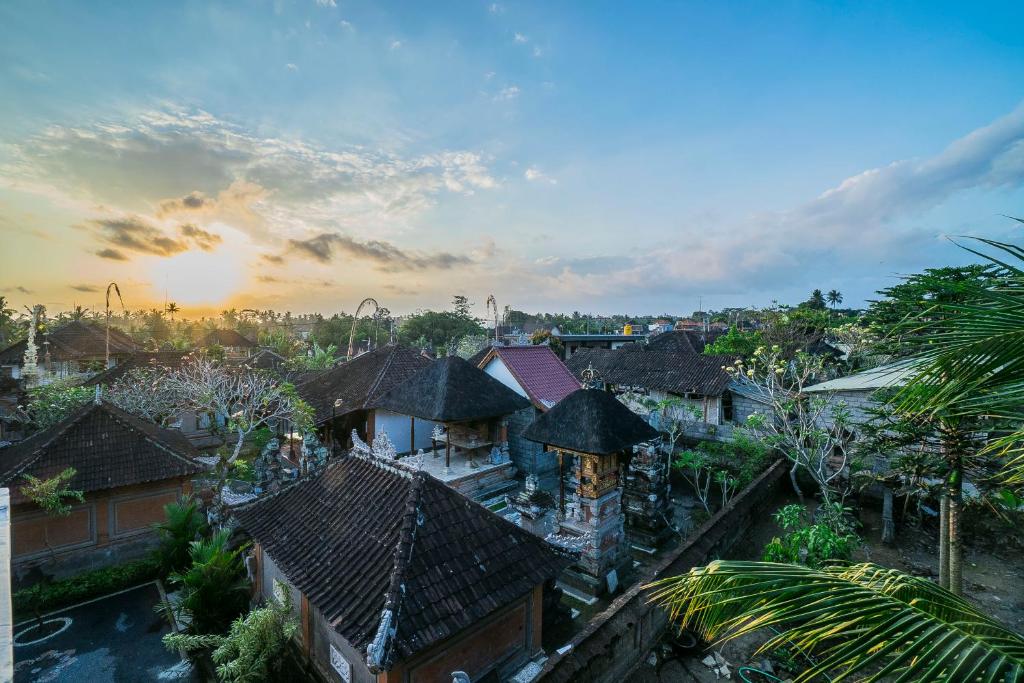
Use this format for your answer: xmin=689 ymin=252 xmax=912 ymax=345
xmin=646 ymin=560 xmax=1024 ymax=683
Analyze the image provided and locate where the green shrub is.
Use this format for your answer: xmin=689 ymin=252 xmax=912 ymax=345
xmin=763 ymin=503 xmax=860 ymax=568
xmin=13 ymin=558 xmax=161 ymax=619
xmin=153 ymin=497 xmax=209 ymax=576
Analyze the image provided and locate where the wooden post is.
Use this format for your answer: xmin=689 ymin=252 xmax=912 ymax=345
xmin=410 ymin=416 xmax=415 ymax=455
xmin=558 ymin=450 xmax=565 ymax=516
xmin=445 ymin=437 xmax=451 ymax=469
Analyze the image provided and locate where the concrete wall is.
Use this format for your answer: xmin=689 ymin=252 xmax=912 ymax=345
xmin=730 ymin=392 xmax=764 ymax=427
xmin=507 ymin=407 xmax=558 ymax=480
xmin=536 ymin=459 xmax=789 ymax=683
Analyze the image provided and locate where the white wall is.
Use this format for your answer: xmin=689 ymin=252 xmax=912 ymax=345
xmin=374 ymin=409 xmax=439 ymax=454
xmin=482 ymin=357 xmax=528 ymax=399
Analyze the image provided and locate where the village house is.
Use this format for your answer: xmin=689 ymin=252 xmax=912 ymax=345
xmin=476 ymin=345 xmax=580 ymax=484
xmin=373 ymin=356 xmax=531 ymax=499
xmin=566 ymin=344 xmax=735 ymax=439
xmin=550 ymin=326 xmax=649 ymax=361
xmin=296 ymin=344 xmax=434 ymax=453
xmin=0 ymin=320 xmax=139 ymax=381
xmin=235 ymin=455 xmax=567 ymax=683
xmin=202 ymin=328 xmax=257 ymax=360
xmin=803 ymin=361 xmax=917 ymax=435
xmin=0 ymin=399 xmax=204 ymax=580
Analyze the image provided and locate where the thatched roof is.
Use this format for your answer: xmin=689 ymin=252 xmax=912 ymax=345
xmin=373 ymin=356 xmax=530 ymax=422
xmin=522 ymin=388 xmax=658 ymax=455
xmin=297 ymin=345 xmax=432 ymax=424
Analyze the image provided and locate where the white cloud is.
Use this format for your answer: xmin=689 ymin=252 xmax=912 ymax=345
xmin=532 ymin=46 xmax=543 ymax=58
xmin=513 ymin=32 xmax=528 ymax=43
xmin=339 ymin=19 xmax=354 ymax=31
xmin=524 ymin=166 xmax=556 ymax=184
xmin=285 ymin=63 xmax=299 ymax=72
xmin=494 ymin=85 xmax=520 ymax=101
xmin=484 ymin=71 xmax=496 ymax=81
xmin=489 ymin=3 xmax=503 ymax=14
xmin=389 ymin=40 xmax=403 ymax=51
xmin=315 ymin=0 xmax=336 ymax=7
xmin=1 ymin=107 xmax=499 ymax=248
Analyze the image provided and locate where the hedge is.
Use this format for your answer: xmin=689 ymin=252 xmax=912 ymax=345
xmin=13 ymin=557 xmax=162 ymax=620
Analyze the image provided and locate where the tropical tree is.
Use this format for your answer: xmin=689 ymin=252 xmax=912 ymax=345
xmin=648 ymin=561 xmax=1024 ymax=683
xmin=727 ymin=345 xmax=853 ymax=509
xmin=805 ymin=289 xmax=827 ymax=310
xmin=106 ymin=366 xmax=182 ymax=426
xmin=23 ymin=381 xmax=93 ymax=432
xmin=826 ymin=289 xmax=843 ymax=310
xmin=153 ymin=497 xmax=209 ymax=575
xmin=0 ymin=295 xmax=17 ymax=345
xmin=166 ymin=302 xmax=180 ymax=321
xmin=164 ymin=579 xmax=299 ymax=682
xmin=890 ymin=231 xmax=1024 ymax=595
xmin=162 ymin=529 xmax=250 ymax=635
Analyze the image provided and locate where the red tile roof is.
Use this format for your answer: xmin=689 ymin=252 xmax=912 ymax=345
xmin=481 ymin=346 xmax=580 ymax=410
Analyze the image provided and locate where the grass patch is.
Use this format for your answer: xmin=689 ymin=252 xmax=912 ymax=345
xmin=13 ymin=557 xmax=161 ymax=620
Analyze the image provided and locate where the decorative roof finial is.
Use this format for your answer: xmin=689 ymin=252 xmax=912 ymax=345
xmin=581 ymin=363 xmax=601 ymax=389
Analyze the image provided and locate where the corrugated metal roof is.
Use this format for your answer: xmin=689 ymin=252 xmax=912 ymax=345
xmin=803 ymin=361 xmax=917 ymax=393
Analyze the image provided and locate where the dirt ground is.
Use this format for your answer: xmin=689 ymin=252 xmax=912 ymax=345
xmin=626 ymin=492 xmax=1024 ymax=682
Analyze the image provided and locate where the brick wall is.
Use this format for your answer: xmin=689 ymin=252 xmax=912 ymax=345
xmin=536 ymin=458 xmax=789 ymax=683
xmin=11 ymin=478 xmax=190 ymax=582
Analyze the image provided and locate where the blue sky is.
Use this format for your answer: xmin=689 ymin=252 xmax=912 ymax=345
xmin=2 ymin=0 xmax=1023 ymax=316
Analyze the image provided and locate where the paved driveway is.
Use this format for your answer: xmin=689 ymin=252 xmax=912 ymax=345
xmin=13 ymin=582 xmax=197 ymax=683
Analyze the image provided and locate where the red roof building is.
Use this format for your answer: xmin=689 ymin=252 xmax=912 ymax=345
xmin=478 ymin=345 xmax=580 ymax=410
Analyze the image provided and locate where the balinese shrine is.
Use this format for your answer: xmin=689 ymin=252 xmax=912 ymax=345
xmin=523 ymin=388 xmax=658 ymax=599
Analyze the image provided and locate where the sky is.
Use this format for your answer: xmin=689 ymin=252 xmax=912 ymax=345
xmin=1 ymin=1 xmax=1023 ymax=319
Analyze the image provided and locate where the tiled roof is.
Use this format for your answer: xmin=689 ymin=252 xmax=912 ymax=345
xmin=0 ymin=401 xmax=203 ymax=504
xmin=374 ymin=356 xmax=531 ymax=423
xmin=296 ymin=345 xmax=432 ymax=424
xmin=566 ymin=346 xmax=734 ymax=397
xmin=203 ymin=329 xmax=256 ymax=348
xmin=235 ymin=456 xmax=566 ymax=669
xmin=523 ymin=388 xmax=659 ymax=455
xmin=479 ymin=346 xmax=580 ymax=410
xmin=0 ymin=321 xmax=139 ymax=365
xmin=83 ymin=351 xmax=190 ymax=387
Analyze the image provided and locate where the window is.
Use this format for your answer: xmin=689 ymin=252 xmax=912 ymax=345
xmin=721 ymin=392 xmax=734 ymax=423
xmin=330 ymin=645 xmax=352 ymax=683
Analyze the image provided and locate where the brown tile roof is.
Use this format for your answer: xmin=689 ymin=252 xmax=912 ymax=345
xmin=235 ymin=456 xmax=566 ymax=669
xmin=83 ymin=351 xmax=190 ymax=387
xmin=202 ymin=329 xmax=256 ymax=348
xmin=373 ymin=356 xmax=531 ymax=423
xmin=0 ymin=401 xmax=203 ymax=505
xmin=566 ymin=346 xmax=734 ymax=397
xmin=0 ymin=321 xmax=139 ymax=365
xmin=478 ymin=346 xmax=580 ymax=410
xmin=523 ymin=388 xmax=658 ymax=455
xmin=296 ymin=345 xmax=433 ymax=424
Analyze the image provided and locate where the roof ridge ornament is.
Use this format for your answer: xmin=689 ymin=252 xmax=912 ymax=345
xmin=580 ymin=363 xmax=601 ymax=389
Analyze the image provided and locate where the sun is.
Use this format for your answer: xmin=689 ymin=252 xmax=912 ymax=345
xmin=148 ymin=224 xmax=247 ymax=307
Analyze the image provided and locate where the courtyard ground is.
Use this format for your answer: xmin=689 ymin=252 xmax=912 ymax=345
xmin=13 ymin=582 xmax=197 ymax=683
xmin=626 ymin=491 xmax=1024 ymax=682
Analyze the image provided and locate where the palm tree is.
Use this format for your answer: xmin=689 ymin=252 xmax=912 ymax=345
xmin=807 ymin=289 xmax=826 ymax=310
xmin=166 ymin=301 xmax=180 ymax=321
xmin=826 ymin=289 xmax=843 ymax=309
xmin=894 ymin=229 xmax=1024 ymax=594
xmin=648 ymin=560 xmax=1024 ymax=683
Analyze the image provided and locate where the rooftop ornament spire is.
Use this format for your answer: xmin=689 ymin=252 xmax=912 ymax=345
xmin=580 ymin=362 xmax=601 ymax=389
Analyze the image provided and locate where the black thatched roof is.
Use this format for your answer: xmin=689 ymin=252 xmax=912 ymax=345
xmin=297 ymin=345 xmax=432 ymax=424
xmin=566 ymin=346 xmax=734 ymax=397
xmin=202 ymin=329 xmax=256 ymax=348
xmin=523 ymin=388 xmax=658 ymax=455
xmin=0 ymin=400 xmax=203 ymax=505
xmin=373 ymin=356 xmax=530 ymax=422
xmin=235 ymin=456 xmax=566 ymax=669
